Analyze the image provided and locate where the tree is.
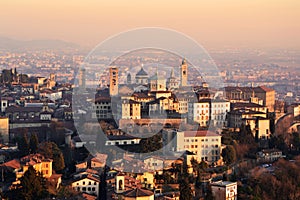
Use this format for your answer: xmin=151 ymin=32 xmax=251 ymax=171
xmin=291 ymin=132 xmax=300 ymax=152
xmin=179 ymin=162 xmax=193 ymax=200
xmin=12 ymin=166 xmax=48 ymax=200
xmin=38 ymin=142 xmax=65 ymax=172
xmin=29 ymin=134 xmax=39 ymax=153
xmin=99 ymin=166 xmax=108 ymax=200
xmin=17 ymin=134 xmax=29 ymax=157
xmin=199 ymin=161 xmax=208 ymax=172
xmin=1 ymin=69 xmax=13 ymax=83
xmin=139 ymin=132 xmax=162 ymax=153
xmin=221 ymin=145 xmax=236 ymax=165
xmin=190 ymin=157 xmax=199 ymax=176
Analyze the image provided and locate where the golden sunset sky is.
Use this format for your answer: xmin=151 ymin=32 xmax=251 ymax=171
xmin=0 ymin=0 xmax=299 ymax=48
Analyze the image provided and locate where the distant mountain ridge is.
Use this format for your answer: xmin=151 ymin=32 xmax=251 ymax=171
xmin=0 ymin=36 xmax=80 ymax=50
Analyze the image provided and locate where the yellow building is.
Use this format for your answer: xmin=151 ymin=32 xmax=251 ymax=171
xmin=9 ymin=154 xmax=57 ymax=187
xmin=136 ymin=172 xmax=155 ymax=189
xmin=0 ymin=117 xmax=9 ymax=143
xmin=120 ymin=99 xmax=141 ymax=119
xmin=15 ymin=154 xmax=53 ymax=179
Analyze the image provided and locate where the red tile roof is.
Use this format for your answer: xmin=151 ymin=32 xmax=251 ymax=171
xmin=123 ymin=188 xmax=154 ymax=197
xmin=184 ymin=130 xmax=220 ymax=137
xmin=0 ymin=159 xmax=20 ymax=169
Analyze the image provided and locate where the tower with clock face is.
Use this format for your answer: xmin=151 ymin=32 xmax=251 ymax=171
xmin=180 ymin=58 xmax=188 ymax=86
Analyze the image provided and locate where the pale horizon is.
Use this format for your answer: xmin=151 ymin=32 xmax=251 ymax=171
xmin=1 ymin=0 xmax=300 ymax=49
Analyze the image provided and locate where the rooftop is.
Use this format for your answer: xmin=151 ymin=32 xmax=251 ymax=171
xmin=183 ymin=130 xmax=220 ymax=137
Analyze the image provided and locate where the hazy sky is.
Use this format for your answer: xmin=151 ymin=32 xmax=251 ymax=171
xmin=0 ymin=0 xmax=299 ymax=49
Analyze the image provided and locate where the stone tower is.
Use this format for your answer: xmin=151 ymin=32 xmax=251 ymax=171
xmin=109 ymin=67 xmax=119 ymax=96
xmin=180 ymin=58 xmax=188 ymax=86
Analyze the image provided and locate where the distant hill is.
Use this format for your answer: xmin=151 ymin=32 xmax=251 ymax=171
xmin=0 ymin=36 xmax=80 ymax=50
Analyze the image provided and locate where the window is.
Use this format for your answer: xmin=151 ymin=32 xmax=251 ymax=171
xmin=88 ymin=187 xmax=91 ymax=191
xmin=83 ymin=181 xmax=85 ymax=185
xmin=89 ymin=181 xmax=91 ymax=185
xmin=82 ymin=187 xmax=86 ymax=191
xmin=92 ymin=187 xmax=95 ymax=191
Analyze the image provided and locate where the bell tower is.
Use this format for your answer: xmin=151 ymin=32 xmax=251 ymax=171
xmin=109 ymin=67 xmax=119 ymax=96
xmin=180 ymin=58 xmax=188 ymax=86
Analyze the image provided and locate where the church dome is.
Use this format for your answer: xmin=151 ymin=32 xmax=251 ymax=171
xmin=136 ymin=67 xmax=148 ymax=76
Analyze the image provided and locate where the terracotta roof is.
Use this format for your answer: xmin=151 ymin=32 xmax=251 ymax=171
xmin=91 ymin=153 xmax=108 ymax=164
xmin=255 ymin=86 xmax=274 ymax=92
xmin=232 ymin=102 xmax=265 ymax=108
xmin=1 ymin=159 xmax=21 ymax=169
xmin=123 ymin=188 xmax=154 ymax=197
xmin=184 ymin=130 xmax=220 ymax=137
xmin=82 ymin=193 xmax=97 ymax=200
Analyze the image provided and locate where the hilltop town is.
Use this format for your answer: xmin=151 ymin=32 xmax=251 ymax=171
xmin=0 ymin=56 xmax=299 ymax=200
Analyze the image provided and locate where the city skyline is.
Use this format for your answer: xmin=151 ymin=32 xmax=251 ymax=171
xmin=1 ymin=0 xmax=300 ymax=49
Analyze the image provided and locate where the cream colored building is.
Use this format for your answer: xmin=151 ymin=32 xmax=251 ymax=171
xmin=211 ymin=99 xmax=230 ymax=127
xmin=228 ymin=109 xmax=267 ymax=128
xmin=174 ymin=130 xmax=222 ymax=164
xmin=149 ymin=72 xmax=166 ymax=92
xmin=243 ymin=117 xmax=270 ymax=139
xmin=188 ymin=100 xmax=210 ymax=127
xmin=143 ymin=156 xmax=164 ymax=172
xmin=71 ymin=175 xmax=100 ymax=196
xmin=119 ymin=99 xmax=141 ymax=119
xmin=211 ymin=181 xmax=237 ymax=200
xmin=287 ymin=103 xmax=300 ymax=117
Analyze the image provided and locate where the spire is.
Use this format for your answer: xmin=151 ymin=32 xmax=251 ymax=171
xmin=127 ymin=73 xmax=131 ymax=84
xmin=170 ymin=68 xmax=175 ymax=78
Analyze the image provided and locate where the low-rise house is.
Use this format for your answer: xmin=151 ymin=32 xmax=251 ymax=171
xmin=211 ymin=181 xmax=237 ymax=200
xmin=0 ymin=154 xmax=61 ymax=189
xmin=71 ymin=174 xmax=100 ymax=196
xmin=257 ymin=149 xmax=285 ymax=162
